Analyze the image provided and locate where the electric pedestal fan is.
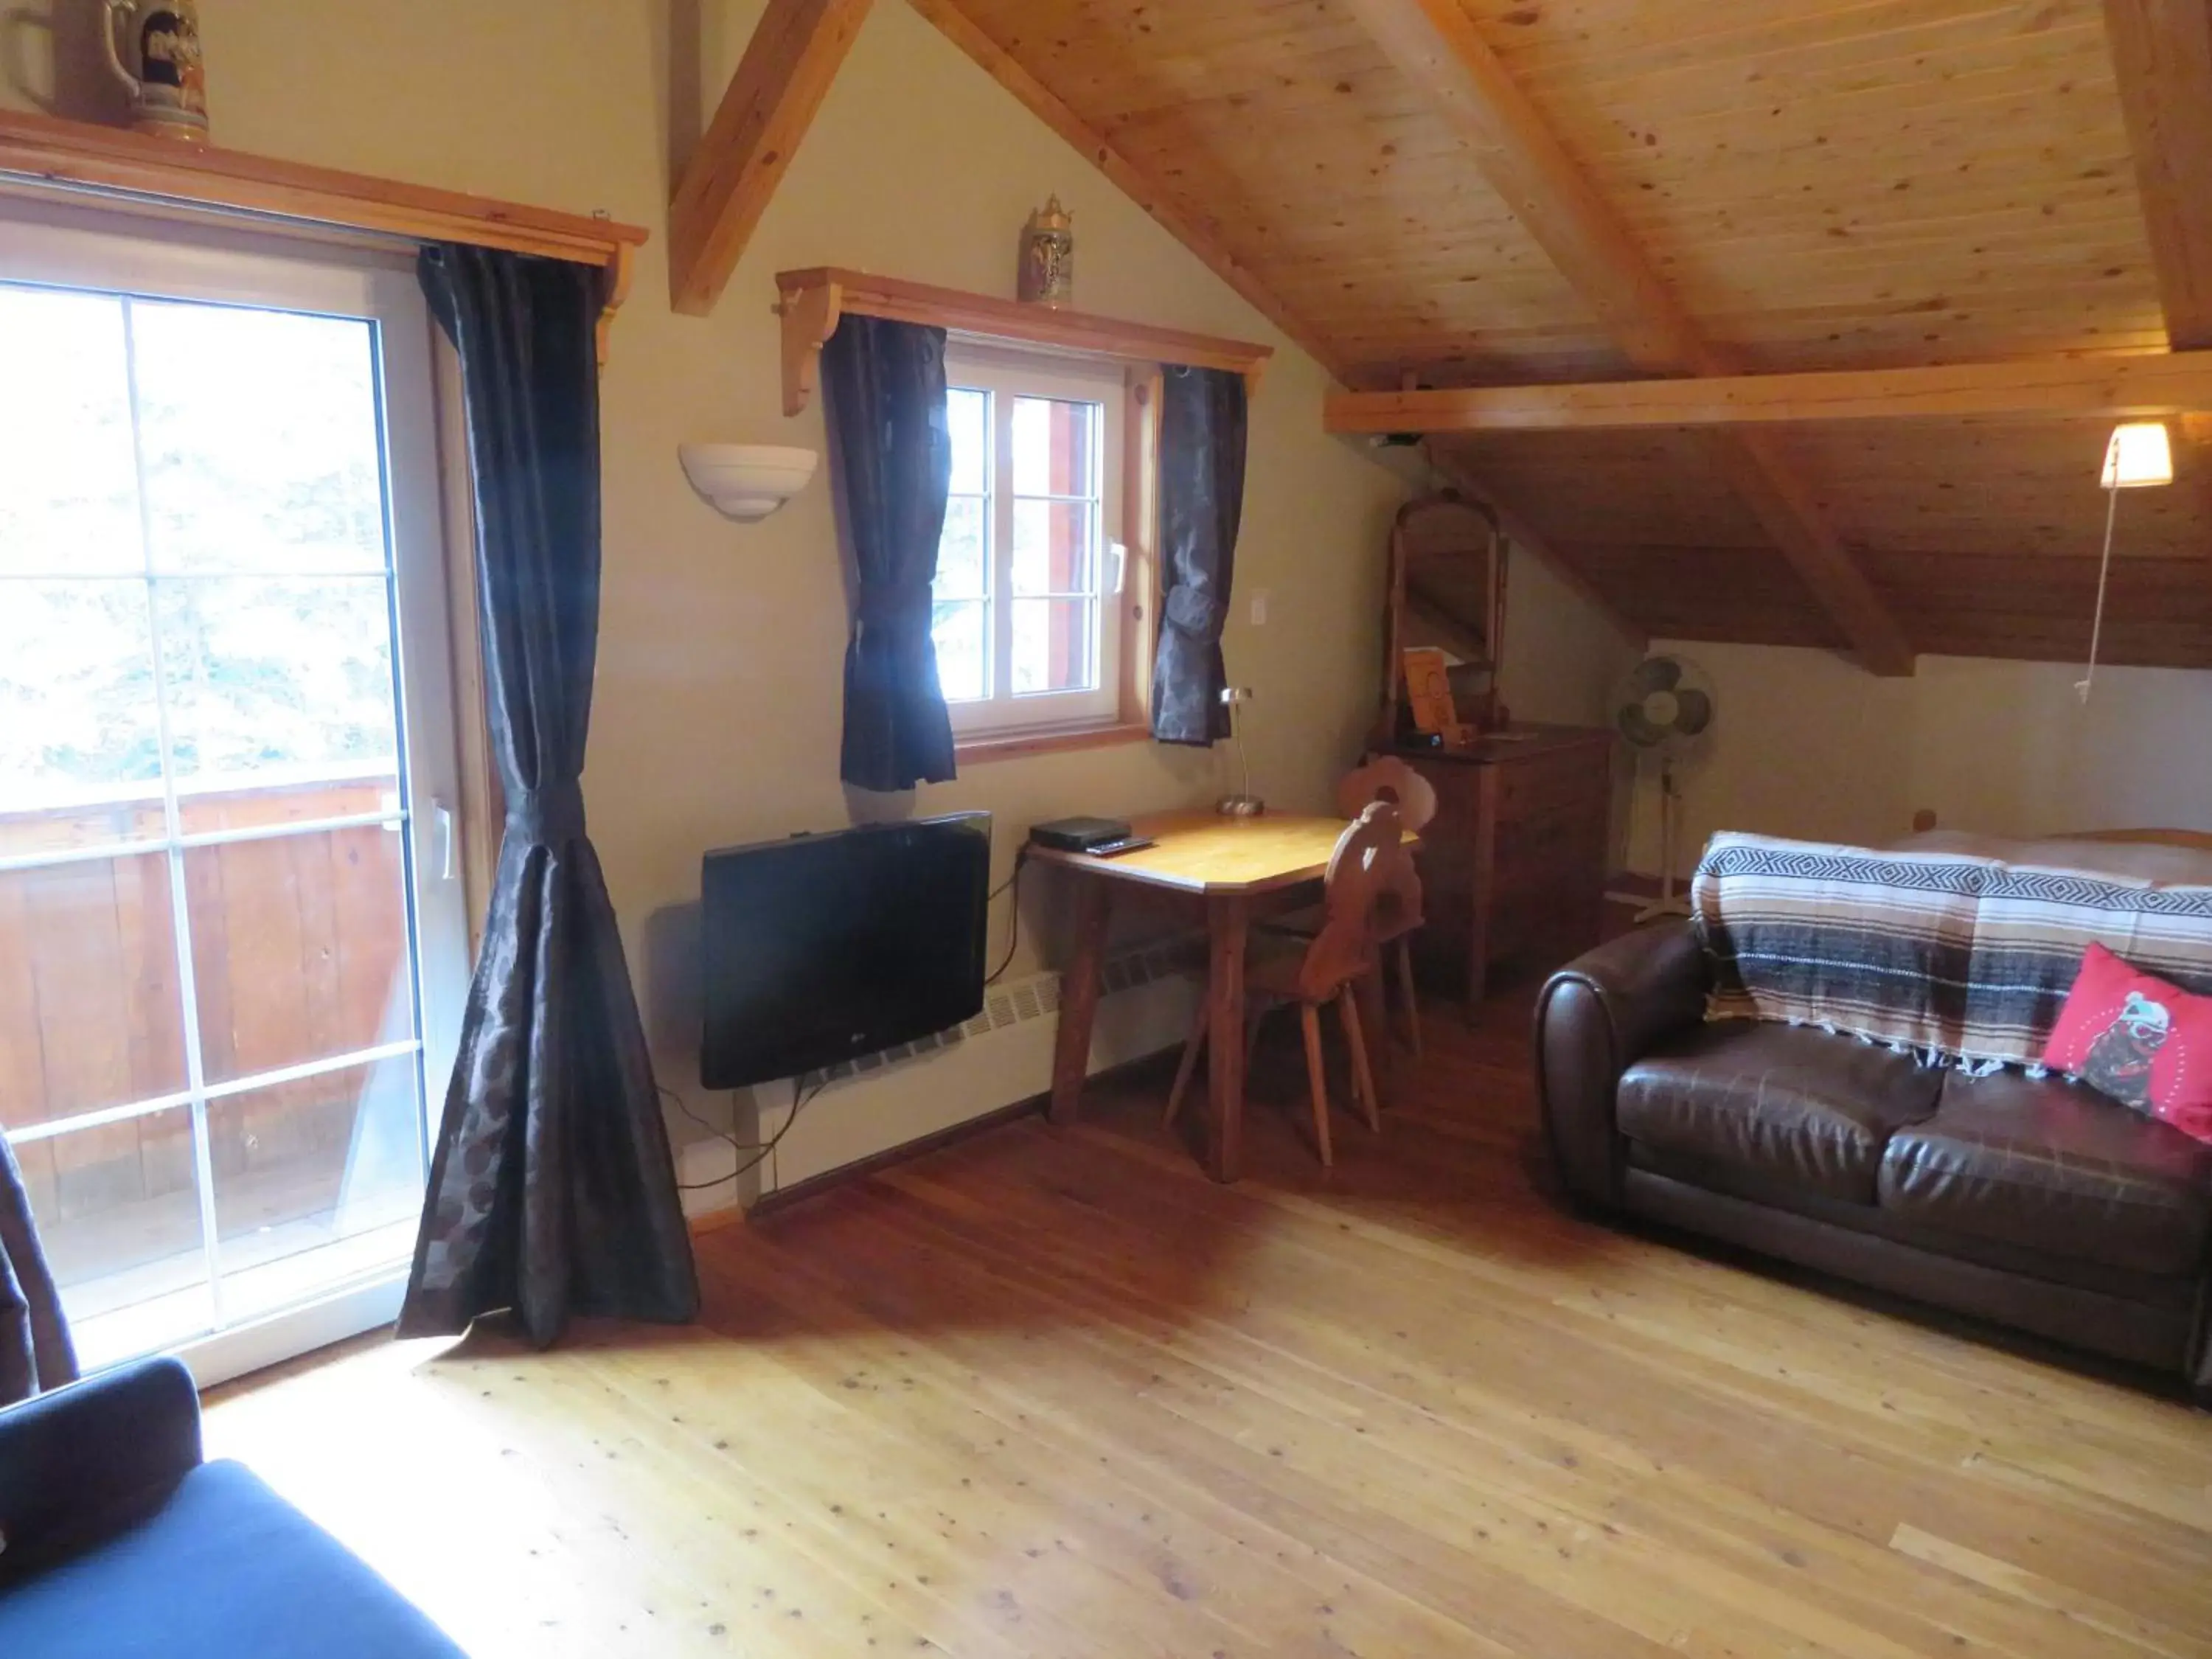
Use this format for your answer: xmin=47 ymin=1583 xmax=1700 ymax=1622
xmin=1609 ymin=654 xmax=1717 ymax=921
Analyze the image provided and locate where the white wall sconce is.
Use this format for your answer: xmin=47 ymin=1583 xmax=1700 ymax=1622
xmin=678 ymin=443 xmax=819 ymax=522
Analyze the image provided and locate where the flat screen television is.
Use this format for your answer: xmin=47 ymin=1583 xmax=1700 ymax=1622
xmin=699 ymin=813 xmax=992 ymax=1089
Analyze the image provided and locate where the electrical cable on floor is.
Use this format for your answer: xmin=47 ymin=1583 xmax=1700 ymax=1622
xmin=669 ymin=1076 xmax=828 ymax=1192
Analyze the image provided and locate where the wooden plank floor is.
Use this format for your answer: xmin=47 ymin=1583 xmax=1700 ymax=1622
xmin=205 ymin=984 xmax=2212 ymax=1658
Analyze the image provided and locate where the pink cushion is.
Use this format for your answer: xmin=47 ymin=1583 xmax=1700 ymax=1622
xmin=2042 ymin=944 xmax=2212 ymax=1143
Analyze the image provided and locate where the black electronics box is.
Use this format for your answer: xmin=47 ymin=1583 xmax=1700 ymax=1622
xmin=1029 ymin=815 xmax=1135 ymax=853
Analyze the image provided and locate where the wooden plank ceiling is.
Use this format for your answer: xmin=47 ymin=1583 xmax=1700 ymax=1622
xmin=921 ymin=0 xmax=2212 ymax=669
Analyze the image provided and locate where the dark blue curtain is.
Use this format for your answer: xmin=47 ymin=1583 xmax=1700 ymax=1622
xmin=822 ymin=316 xmax=957 ymax=792
xmin=1152 ymin=366 xmax=1248 ymax=745
xmin=399 ymin=245 xmax=696 ymax=1349
xmin=0 ymin=1135 xmax=74 ymax=1405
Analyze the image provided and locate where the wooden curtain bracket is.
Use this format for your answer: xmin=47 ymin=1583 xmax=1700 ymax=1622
xmin=597 ymin=242 xmax=636 ymax=369
xmin=776 ymin=278 xmax=846 ymax=417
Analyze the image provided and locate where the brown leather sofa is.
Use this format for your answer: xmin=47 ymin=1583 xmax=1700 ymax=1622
xmin=1537 ymin=920 xmax=2212 ymax=1399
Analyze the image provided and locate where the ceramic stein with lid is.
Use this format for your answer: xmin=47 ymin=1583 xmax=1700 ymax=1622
xmin=103 ymin=1 xmax=209 ymax=142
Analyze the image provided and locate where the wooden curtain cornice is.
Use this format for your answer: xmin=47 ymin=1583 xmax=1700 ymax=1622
xmin=773 ymin=266 xmax=1273 ymax=417
xmin=0 ymin=109 xmax=648 ymax=364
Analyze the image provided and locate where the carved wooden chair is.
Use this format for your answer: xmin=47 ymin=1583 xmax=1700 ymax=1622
xmin=1164 ymin=802 xmax=1405 ymax=1167
xmin=1265 ymin=756 xmax=1434 ymax=1056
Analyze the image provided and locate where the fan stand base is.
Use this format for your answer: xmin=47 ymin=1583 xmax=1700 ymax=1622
xmin=1624 ymin=756 xmax=1692 ymax=925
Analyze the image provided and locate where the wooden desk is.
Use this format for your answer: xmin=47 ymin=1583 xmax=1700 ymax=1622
xmin=1032 ymin=811 xmax=1400 ymax=1183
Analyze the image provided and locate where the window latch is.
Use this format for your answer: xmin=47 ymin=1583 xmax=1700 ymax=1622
xmin=1109 ymin=541 xmax=1128 ymax=596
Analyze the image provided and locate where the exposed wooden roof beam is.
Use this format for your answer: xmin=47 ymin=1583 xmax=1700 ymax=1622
xmin=669 ymin=0 xmax=874 ymax=316
xmin=2104 ymin=0 xmax=2212 ymax=349
xmin=1326 ymin=351 xmax=2212 ymax=434
xmin=2102 ymin=0 xmax=2212 ymax=570
xmin=1340 ymin=0 xmax=1914 ymax=675
xmin=904 ymin=0 xmax=1355 ymax=384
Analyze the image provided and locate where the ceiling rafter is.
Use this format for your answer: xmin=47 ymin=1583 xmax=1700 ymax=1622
xmin=902 ymin=0 xmax=1354 ymax=384
xmin=669 ymin=0 xmax=875 ymax=316
xmin=903 ymin=0 xmax=1642 ymax=632
xmin=1326 ymin=351 xmax=2212 ymax=435
xmin=2101 ymin=0 xmax=2212 ymax=568
xmin=1338 ymin=0 xmax=1916 ymax=676
xmin=2104 ymin=0 xmax=2212 ymax=350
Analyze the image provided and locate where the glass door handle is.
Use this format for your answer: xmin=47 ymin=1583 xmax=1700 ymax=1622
xmin=434 ymin=801 xmax=456 ymax=882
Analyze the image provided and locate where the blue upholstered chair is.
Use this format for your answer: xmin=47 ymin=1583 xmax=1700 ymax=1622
xmin=0 ymin=1357 xmax=465 ymax=1658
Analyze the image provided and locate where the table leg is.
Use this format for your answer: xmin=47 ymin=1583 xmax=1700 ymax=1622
xmin=1049 ymin=878 xmax=1113 ymax=1126
xmin=1203 ymin=893 xmax=1250 ymax=1183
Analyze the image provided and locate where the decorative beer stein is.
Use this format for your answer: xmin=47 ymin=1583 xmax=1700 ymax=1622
xmin=103 ymin=1 xmax=209 ymax=143
xmin=1018 ymin=196 xmax=1074 ymax=309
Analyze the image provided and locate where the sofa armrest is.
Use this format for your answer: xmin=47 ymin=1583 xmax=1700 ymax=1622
xmin=1534 ymin=919 xmax=1708 ymax=1209
xmin=0 ymin=1357 xmax=202 ymax=1579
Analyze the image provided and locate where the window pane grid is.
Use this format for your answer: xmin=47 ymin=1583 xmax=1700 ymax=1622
xmin=936 ymin=369 xmax=1116 ymax=729
xmin=0 ymin=569 xmax=396 ymax=583
xmin=0 ymin=810 xmax=407 ymax=876
xmin=1 ymin=274 xmax=429 ymax=1360
xmin=7 ymin=1037 xmax=424 ymax=1146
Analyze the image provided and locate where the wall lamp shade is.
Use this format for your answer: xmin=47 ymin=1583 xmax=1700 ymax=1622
xmin=2079 ymin=420 xmax=2175 ymax=704
xmin=2101 ymin=421 xmax=2174 ymax=490
xmin=678 ymin=443 xmax=820 ymax=521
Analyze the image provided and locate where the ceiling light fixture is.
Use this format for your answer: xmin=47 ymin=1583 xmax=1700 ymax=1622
xmin=2079 ymin=422 xmax=2174 ymax=703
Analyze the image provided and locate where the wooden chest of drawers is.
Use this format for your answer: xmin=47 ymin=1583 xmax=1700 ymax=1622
xmin=1386 ymin=726 xmax=1614 ymax=1008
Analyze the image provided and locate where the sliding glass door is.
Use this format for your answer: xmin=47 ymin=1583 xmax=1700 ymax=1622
xmin=0 ymin=202 xmax=468 ymax=1382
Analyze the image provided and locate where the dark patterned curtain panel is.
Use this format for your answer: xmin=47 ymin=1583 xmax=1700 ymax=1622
xmin=822 ymin=316 xmax=957 ymax=793
xmin=399 ymin=245 xmax=697 ymax=1349
xmin=0 ymin=1137 xmax=75 ymax=1405
xmin=1151 ymin=366 xmax=1249 ymax=745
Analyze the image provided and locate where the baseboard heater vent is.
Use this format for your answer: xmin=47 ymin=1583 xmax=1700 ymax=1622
xmin=799 ymin=933 xmax=1203 ymax=1091
xmin=725 ymin=932 xmax=1206 ymax=1200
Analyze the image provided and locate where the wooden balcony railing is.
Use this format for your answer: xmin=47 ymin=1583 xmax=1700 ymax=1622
xmin=1 ymin=774 xmax=414 ymax=1245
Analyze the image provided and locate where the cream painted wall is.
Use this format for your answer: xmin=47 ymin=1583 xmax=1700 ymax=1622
xmin=1624 ymin=642 xmax=2212 ymax=877
xmin=1 ymin=0 xmax=1631 ymax=1183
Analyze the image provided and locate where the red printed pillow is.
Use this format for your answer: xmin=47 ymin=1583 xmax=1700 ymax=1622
xmin=2042 ymin=944 xmax=2212 ymax=1142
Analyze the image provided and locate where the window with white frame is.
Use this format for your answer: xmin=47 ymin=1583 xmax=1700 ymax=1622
xmin=933 ymin=347 xmax=1126 ymax=734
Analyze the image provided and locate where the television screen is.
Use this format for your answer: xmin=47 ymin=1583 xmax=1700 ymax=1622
xmin=699 ymin=813 xmax=992 ymax=1089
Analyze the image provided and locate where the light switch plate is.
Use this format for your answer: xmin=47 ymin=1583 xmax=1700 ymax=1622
xmin=1249 ymin=589 xmax=1270 ymax=625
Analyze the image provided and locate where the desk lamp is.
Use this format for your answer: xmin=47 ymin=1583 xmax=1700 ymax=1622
xmin=1217 ymin=686 xmax=1265 ymax=818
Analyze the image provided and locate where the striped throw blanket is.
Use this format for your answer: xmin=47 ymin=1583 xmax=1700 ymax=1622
xmin=1693 ymin=832 xmax=2212 ymax=1070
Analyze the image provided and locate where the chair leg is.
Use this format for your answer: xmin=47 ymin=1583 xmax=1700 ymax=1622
xmin=1245 ymin=1001 xmax=1267 ymax=1072
xmin=1338 ymin=989 xmax=1382 ymax=1134
xmin=1163 ymin=997 xmax=1211 ymax=1127
xmin=1298 ymin=1001 xmax=1333 ymax=1168
xmin=1396 ymin=938 xmax=1422 ymax=1058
